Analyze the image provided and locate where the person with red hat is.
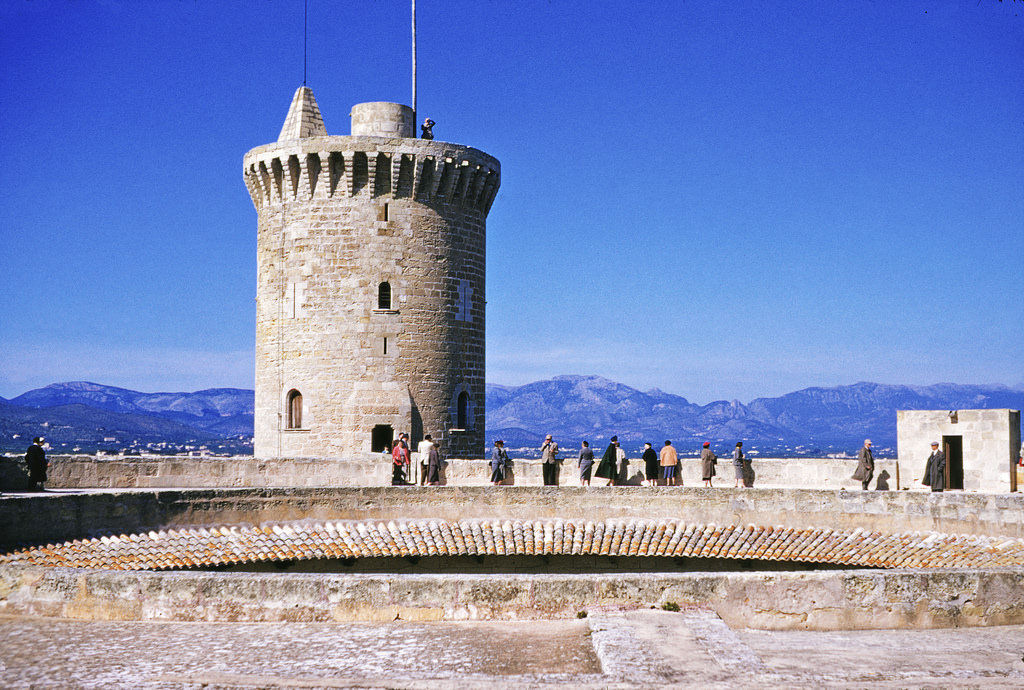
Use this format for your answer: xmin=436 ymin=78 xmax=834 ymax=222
xmin=700 ymin=442 xmax=717 ymax=488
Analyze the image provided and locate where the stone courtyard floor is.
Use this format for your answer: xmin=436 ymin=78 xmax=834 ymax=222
xmin=2 ymin=608 xmax=1024 ymax=688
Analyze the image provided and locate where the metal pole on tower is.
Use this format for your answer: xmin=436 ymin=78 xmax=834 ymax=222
xmin=412 ymin=0 xmax=417 ymax=133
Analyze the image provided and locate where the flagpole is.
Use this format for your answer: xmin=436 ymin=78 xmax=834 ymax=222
xmin=412 ymin=0 xmax=417 ymax=133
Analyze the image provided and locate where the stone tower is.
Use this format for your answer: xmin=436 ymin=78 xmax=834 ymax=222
xmin=244 ymin=87 xmax=500 ymax=460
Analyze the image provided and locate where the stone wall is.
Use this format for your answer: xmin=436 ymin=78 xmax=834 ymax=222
xmin=1 ymin=565 xmax=1020 ymax=630
xmin=3 ymin=486 xmax=1023 ymax=549
xmin=0 ymin=453 xmax=914 ymax=493
xmin=897 ymin=409 xmax=1021 ymax=493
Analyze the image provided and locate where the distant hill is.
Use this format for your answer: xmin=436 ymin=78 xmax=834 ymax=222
xmin=485 ymin=376 xmax=1024 ymax=457
xmin=3 ymin=378 xmax=1021 ymax=457
xmin=1 ymin=382 xmax=253 ymax=455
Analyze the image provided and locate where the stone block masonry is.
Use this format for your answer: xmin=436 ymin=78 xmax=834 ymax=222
xmin=244 ymin=89 xmax=499 ymax=463
xmin=2 ymin=566 xmax=1021 ymax=630
xmin=897 ymin=409 xmax=1020 ymax=493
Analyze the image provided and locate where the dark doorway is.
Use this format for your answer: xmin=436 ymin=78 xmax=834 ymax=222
xmin=371 ymin=424 xmax=394 ymax=453
xmin=943 ymin=435 xmax=964 ymax=490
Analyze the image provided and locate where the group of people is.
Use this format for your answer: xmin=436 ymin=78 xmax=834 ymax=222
xmin=388 ymin=433 xmax=443 ymax=486
xmin=501 ymin=436 xmax=755 ymax=488
xmin=852 ymin=438 xmax=948 ymax=492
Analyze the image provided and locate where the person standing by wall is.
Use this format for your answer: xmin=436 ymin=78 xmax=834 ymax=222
xmin=578 ymin=440 xmax=594 ymax=486
xmin=426 ymin=439 xmax=443 ymax=486
xmin=923 ymin=441 xmax=945 ymax=492
xmin=733 ymin=442 xmax=745 ymax=488
xmin=541 ymin=435 xmax=560 ymax=486
xmin=417 ymin=434 xmax=434 ymax=486
xmin=852 ymin=439 xmax=874 ymax=490
xmin=391 ymin=436 xmax=409 ymax=485
xmin=615 ymin=440 xmax=628 ymax=485
xmin=595 ymin=436 xmax=619 ymax=486
xmin=490 ymin=439 xmax=510 ymax=486
xmin=25 ymin=436 xmax=48 ymax=492
xmin=700 ymin=442 xmax=717 ymax=488
xmin=659 ymin=440 xmax=679 ymax=486
xmin=642 ymin=442 xmax=659 ymax=486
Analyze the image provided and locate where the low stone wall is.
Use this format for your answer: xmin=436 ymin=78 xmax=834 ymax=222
xmin=3 ymin=487 xmax=1023 ymax=550
xmin=1 ymin=453 xmax=918 ymax=492
xmin=1 ymin=564 xmax=1020 ymax=630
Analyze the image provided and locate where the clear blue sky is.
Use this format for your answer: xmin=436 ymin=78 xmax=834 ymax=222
xmin=2 ymin=0 xmax=1022 ymax=403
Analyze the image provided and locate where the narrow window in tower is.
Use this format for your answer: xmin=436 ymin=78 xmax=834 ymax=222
xmin=383 ymin=337 xmax=388 ymax=355
xmin=378 ymin=202 xmax=389 ymax=221
xmin=286 ymin=389 xmax=303 ymax=429
xmin=378 ymin=282 xmax=392 ymax=310
xmin=455 ymin=279 xmax=472 ymax=322
xmin=457 ymin=391 xmax=470 ymax=430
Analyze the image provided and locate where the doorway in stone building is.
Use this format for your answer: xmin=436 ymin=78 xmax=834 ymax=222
xmin=371 ymin=424 xmax=394 ymax=453
xmin=943 ymin=435 xmax=964 ymax=490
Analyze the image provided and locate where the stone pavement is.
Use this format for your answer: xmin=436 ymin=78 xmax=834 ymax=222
xmin=2 ymin=608 xmax=1024 ymax=688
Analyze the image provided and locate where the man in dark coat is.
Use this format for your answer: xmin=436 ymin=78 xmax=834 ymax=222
xmin=852 ymin=439 xmax=874 ymax=490
xmin=595 ymin=436 xmax=619 ymax=486
xmin=25 ymin=436 xmax=48 ymax=491
xmin=923 ymin=441 xmax=945 ymax=492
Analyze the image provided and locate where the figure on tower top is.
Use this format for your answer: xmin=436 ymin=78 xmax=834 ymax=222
xmin=420 ymin=117 xmax=435 ymax=140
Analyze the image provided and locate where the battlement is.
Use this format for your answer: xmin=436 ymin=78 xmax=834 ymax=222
xmin=243 ymin=137 xmax=500 ymax=215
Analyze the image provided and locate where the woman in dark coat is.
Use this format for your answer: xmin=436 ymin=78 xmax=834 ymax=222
xmin=732 ymin=442 xmax=745 ymax=488
xmin=700 ymin=442 xmax=717 ymax=487
xmin=25 ymin=437 xmax=48 ymax=491
xmin=642 ymin=442 xmax=659 ymax=486
xmin=594 ymin=436 xmax=619 ymax=486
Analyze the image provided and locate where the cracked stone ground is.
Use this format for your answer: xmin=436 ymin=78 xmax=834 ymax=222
xmin=2 ymin=610 xmax=1024 ymax=688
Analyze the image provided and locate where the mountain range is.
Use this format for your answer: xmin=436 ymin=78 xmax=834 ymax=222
xmin=0 ymin=382 xmax=253 ymax=455
xmin=485 ymin=376 xmax=1024 ymax=456
xmin=2 ymin=377 xmax=1021 ymax=457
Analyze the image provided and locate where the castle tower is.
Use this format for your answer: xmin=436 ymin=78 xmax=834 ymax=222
xmin=244 ymin=87 xmax=500 ymax=460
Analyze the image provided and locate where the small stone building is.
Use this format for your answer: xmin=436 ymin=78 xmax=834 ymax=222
xmin=896 ymin=409 xmax=1021 ymax=493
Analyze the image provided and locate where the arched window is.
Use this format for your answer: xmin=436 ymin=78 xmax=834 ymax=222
xmin=457 ymin=391 xmax=469 ymax=430
xmin=286 ymin=389 xmax=303 ymax=429
xmin=377 ymin=281 xmax=392 ymax=310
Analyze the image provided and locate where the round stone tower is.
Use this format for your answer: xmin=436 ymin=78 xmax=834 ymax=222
xmin=244 ymin=86 xmax=500 ymax=460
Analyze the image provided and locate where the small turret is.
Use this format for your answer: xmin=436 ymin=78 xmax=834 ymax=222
xmin=278 ymin=86 xmax=327 ymax=142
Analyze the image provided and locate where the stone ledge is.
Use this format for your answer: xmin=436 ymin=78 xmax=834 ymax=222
xmin=1 ymin=565 xmax=1020 ymax=630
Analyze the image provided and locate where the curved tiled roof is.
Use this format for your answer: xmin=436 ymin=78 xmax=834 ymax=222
xmin=3 ymin=518 xmax=1024 ymax=571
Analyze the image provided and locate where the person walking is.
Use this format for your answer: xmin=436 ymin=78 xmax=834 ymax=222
xmin=923 ymin=441 xmax=945 ymax=492
xmin=595 ymin=436 xmax=619 ymax=486
xmin=25 ymin=436 xmax=48 ymax=491
xmin=540 ymin=435 xmax=560 ymax=485
xmin=659 ymin=440 xmax=679 ymax=486
xmin=733 ymin=442 xmax=746 ymax=488
xmin=852 ymin=439 xmax=874 ymax=490
xmin=578 ymin=440 xmax=595 ymax=486
xmin=490 ymin=439 xmax=510 ymax=486
xmin=426 ymin=441 xmax=443 ymax=486
xmin=642 ymin=442 xmax=659 ymax=486
xmin=700 ymin=442 xmax=717 ymax=488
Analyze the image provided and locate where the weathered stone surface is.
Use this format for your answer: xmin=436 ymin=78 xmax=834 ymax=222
xmin=245 ymin=95 xmax=500 ymax=461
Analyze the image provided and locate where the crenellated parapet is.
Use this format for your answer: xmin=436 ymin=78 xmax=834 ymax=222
xmin=243 ymin=137 xmax=501 ymax=215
